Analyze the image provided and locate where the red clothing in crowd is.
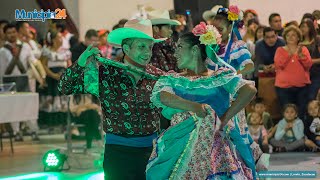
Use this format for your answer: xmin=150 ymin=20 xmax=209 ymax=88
xmin=274 ymin=46 xmax=313 ymax=88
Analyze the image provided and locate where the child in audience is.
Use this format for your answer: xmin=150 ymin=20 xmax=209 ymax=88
xmin=270 ymin=104 xmax=305 ymax=152
xmin=303 ymin=100 xmax=320 ymax=152
xmin=247 ymin=97 xmax=276 ymax=139
xmin=248 ymin=112 xmax=270 ymax=153
xmin=309 ymin=100 xmax=320 ymax=147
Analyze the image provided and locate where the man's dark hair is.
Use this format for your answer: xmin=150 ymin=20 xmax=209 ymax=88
xmin=85 ymin=29 xmax=98 ymax=39
xmin=0 ymin=19 xmax=9 ymax=26
xmin=263 ymin=27 xmax=275 ymax=36
xmin=16 ymin=21 xmax=28 ymax=31
xmin=3 ymin=23 xmax=17 ymax=33
xmin=269 ymin=13 xmax=281 ymax=23
xmin=56 ymin=22 xmax=67 ymax=32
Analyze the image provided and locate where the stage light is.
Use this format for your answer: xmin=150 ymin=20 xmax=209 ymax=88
xmin=42 ymin=149 xmax=69 ymax=172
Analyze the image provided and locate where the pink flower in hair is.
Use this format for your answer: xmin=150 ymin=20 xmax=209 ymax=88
xmin=229 ymin=5 xmax=240 ymax=15
xmin=192 ymin=22 xmax=207 ymax=36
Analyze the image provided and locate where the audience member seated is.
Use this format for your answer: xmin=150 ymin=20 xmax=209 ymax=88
xmin=255 ymin=27 xmax=285 ymax=120
xmin=308 ymin=100 xmax=320 ymax=147
xmin=248 ymin=112 xmax=270 ymax=153
xmin=270 ymin=104 xmax=305 ymax=152
xmin=302 ymin=100 xmax=320 ymax=152
xmin=255 ymin=27 xmax=285 ymax=78
xmin=247 ymin=97 xmax=276 ymax=139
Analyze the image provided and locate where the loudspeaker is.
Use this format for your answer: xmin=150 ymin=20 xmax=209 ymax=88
xmin=174 ymin=0 xmax=229 ymax=26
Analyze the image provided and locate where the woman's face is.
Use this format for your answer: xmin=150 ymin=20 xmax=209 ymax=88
xmin=256 ymin=28 xmax=264 ymax=41
xmin=285 ymin=30 xmax=300 ymax=45
xmin=249 ymin=22 xmax=259 ymax=33
xmin=300 ymin=23 xmax=309 ymax=37
xmin=245 ymin=12 xmax=255 ymax=24
xmin=212 ymin=19 xmax=230 ymax=42
xmin=53 ymin=32 xmax=63 ymax=47
xmin=175 ymin=38 xmax=194 ymax=69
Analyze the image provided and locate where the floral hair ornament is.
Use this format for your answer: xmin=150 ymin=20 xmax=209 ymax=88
xmin=227 ymin=5 xmax=242 ymax=21
xmin=222 ymin=5 xmax=244 ymax=71
xmin=192 ymin=22 xmax=237 ymax=73
xmin=192 ymin=22 xmax=222 ymax=46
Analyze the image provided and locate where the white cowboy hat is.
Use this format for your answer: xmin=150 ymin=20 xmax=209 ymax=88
xmin=202 ymin=5 xmax=223 ymax=21
xmin=148 ymin=10 xmax=181 ymax=26
xmin=107 ymin=19 xmax=166 ymax=46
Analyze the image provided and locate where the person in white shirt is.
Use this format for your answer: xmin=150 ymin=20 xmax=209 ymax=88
xmin=38 ymin=30 xmax=71 ymax=124
xmin=16 ymin=22 xmax=42 ymax=59
xmin=16 ymin=21 xmax=45 ymax=91
xmin=0 ymin=20 xmax=9 ymax=49
xmin=0 ymin=23 xmax=42 ymax=141
xmin=56 ymin=22 xmax=73 ymax=51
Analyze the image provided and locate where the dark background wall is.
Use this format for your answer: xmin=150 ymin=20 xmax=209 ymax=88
xmin=174 ymin=0 xmax=229 ymax=25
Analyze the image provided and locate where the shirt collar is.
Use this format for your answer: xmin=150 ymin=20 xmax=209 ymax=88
xmin=5 ymin=40 xmax=23 ymax=46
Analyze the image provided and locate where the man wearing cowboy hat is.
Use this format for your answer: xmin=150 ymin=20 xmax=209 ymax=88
xmin=148 ymin=10 xmax=181 ymax=72
xmin=58 ymin=19 xmax=167 ymax=180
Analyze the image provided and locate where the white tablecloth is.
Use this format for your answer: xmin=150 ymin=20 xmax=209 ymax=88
xmin=0 ymin=92 xmax=39 ymax=123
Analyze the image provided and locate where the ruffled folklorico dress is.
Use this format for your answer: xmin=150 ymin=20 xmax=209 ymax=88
xmin=206 ymin=40 xmax=268 ymax=177
xmin=206 ymin=40 xmax=255 ymax=141
xmin=146 ymin=68 xmax=263 ymax=180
